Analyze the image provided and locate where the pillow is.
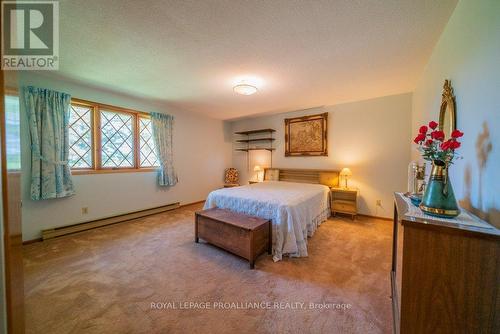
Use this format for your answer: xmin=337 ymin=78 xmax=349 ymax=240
xmin=264 ymin=169 xmax=279 ymax=181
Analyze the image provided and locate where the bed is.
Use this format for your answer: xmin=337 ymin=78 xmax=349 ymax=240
xmin=204 ymin=168 xmax=339 ymax=261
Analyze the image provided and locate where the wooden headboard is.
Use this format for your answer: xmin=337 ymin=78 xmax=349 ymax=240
xmin=264 ymin=168 xmax=339 ymax=187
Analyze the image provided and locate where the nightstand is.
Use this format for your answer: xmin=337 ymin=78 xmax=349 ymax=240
xmin=331 ymin=188 xmax=358 ymax=220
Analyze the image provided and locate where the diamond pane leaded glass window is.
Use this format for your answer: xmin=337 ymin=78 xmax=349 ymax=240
xmin=68 ymin=104 xmax=93 ymax=168
xmin=100 ymin=110 xmax=134 ymax=168
xmin=139 ymin=117 xmax=159 ymax=167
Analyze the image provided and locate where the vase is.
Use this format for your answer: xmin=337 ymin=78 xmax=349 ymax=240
xmin=419 ymin=160 xmax=460 ymax=218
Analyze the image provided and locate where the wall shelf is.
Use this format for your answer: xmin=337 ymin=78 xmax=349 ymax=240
xmin=234 ymin=128 xmax=276 ymax=170
xmin=236 ymin=138 xmax=276 ymax=143
xmin=234 ymin=128 xmax=276 ymax=135
xmin=235 ymin=148 xmax=276 ymax=152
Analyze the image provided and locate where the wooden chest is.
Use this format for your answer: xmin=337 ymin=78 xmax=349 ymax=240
xmin=195 ymin=208 xmax=271 ymax=269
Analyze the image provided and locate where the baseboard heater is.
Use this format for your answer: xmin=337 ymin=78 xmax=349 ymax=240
xmin=41 ymin=202 xmax=180 ymax=240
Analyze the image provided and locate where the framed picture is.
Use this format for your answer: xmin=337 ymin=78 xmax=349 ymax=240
xmin=284 ymin=112 xmax=328 ymax=156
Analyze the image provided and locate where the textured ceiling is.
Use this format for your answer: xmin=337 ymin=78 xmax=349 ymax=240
xmin=58 ymin=0 xmax=457 ymax=119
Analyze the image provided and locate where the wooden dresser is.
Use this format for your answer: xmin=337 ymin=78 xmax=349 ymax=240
xmin=392 ymin=193 xmax=499 ymax=334
xmin=331 ymin=188 xmax=358 ymax=220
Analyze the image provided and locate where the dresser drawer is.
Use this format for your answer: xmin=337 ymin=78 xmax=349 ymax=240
xmin=332 ymin=200 xmax=356 ymax=213
xmin=331 ymin=191 xmax=357 ymax=201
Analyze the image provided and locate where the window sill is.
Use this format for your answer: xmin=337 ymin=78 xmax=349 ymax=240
xmin=71 ymin=168 xmax=158 ymax=175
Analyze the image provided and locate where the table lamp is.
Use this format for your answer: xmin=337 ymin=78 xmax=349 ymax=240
xmin=340 ymin=168 xmax=352 ymax=189
xmin=253 ymin=165 xmax=263 ymax=182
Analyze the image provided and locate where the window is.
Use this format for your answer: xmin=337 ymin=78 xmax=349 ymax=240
xmin=2 ymin=93 xmax=157 ymax=174
xmin=69 ymin=99 xmax=158 ymax=173
xmin=4 ymin=95 xmax=21 ymax=170
xmin=139 ymin=117 xmax=159 ymax=167
xmin=68 ymin=103 xmax=93 ymax=169
xmin=100 ymin=110 xmax=135 ymax=168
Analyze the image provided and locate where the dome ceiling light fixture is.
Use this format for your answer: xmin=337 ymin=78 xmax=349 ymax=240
xmin=233 ymin=82 xmax=258 ymax=95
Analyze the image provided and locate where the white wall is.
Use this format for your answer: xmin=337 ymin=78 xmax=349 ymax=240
xmin=412 ymin=0 xmax=499 ymax=224
xmin=231 ymin=93 xmax=412 ymax=218
xmin=15 ymin=73 xmax=232 ymax=241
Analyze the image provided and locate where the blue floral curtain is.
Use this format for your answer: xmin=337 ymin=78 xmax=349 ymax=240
xmin=23 ymin=86 xmax=75 ymax=200
xmin=151 ymin=112 xmax=178 ymax=186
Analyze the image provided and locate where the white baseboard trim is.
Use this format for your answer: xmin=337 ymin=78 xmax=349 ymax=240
xmin=41 ymin=202 xmax=180 ymax=240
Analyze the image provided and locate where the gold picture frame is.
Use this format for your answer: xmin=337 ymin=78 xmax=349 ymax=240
xmin=438 ymin=79 xmax=457 ymax=139
xmin=284 ymin=112 xmax=328 ymax=156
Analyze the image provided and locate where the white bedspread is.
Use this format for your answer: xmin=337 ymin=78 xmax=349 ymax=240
xmin=203 ymin=181 xmax=331 ymax=261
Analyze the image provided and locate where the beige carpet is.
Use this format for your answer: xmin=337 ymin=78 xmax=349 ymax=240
xmin=24 ymin=203 xmax=393 ymax=334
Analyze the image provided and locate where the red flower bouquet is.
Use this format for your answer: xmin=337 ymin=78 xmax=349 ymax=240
xmin=413 ymin=121 xmax=463 ymax=164
xmin=413 ymin=121 xmax=463 ymax=218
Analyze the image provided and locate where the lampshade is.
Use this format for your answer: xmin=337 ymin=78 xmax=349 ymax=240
xmin=340 ymin=168 xmax=352 ymax=177
xmin=253 ymin=165 xmax=262 ymax=172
